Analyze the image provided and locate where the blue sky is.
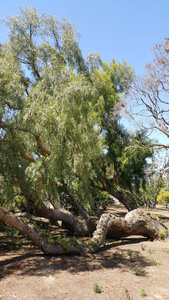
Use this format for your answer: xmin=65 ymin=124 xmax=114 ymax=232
xmin=1 ymin=0 xmax=169 ymax=76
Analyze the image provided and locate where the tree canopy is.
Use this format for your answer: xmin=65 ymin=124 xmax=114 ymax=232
xmin=0 ymin=7 xmax=166 ymax=255
xmin=157 ymin=190 xmax=169 ymax=207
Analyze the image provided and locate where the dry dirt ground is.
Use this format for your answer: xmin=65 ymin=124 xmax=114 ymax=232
xmin=0 ymin=203 xmax=169 ymax=300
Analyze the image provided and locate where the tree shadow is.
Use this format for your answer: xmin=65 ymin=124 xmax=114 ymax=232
xmin=0 ymin=237 xmax=35 ymax=253
xmin=157 ymin=215 xmax=169 ymax=224
xmin=0 ymin=236 xmax=151 ymax=280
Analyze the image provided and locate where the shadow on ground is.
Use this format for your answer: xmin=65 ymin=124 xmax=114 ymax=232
xmin=0 ymin=236 xmax=150 ymax=280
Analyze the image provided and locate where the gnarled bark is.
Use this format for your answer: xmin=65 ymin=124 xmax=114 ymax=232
xmin=90 ymin=209 xmax=168 ymax=253
xmin=0 ymin=207 xmax=168 ymax=255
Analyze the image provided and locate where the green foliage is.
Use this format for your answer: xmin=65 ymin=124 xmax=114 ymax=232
xmin=0 ymin=6 xmax=154 ymax=222
xmin=159 ymin=231 xmax=168 ymax=240
xmin=157 ymin=190 xmax=169 ymax=207
xmin=144 ymin=223 xmax=150 ymax=229
xmin=93 ymin=283 xmax=102 ymax=294
xmin=141 ymin=244 xmax=146 ymax=251
xmin=0 ymin=223 xmax=20 ymax=237
xmin=148 ymin=248 xmax=154 ymax=255
xmin=57 ymin=234 xmax=71 ymax=251
xmin=147 ymin=213 xmax=158 ymax=221
xmin=140 ymin=288 xmax=146 ymax=297
xmin=46 ymin=237 xmax=55 ymax=245
xmin=163 ymin=248 xmax=169 ymax=254
xmin=127 ymin=249 xmax=133 ymax=262
xmin=113 ymin=251 xmax=123 ymax=260
xmin=135 ymin=268 xmax=142 ymax=276
xmin=56 ymin=234 xmax=82 ymax=251
xmin=88 ymin=240 xmax=97 ymax=252
xmin=102 ymin=239 xmax=108 ymax=246
xmin=148 ymin=249 xmax=162 ymax=266
xmin=118 ymin=130 xmax=152 ymax=192
xmin=0 ymin=7 xmax=103 ymax=212
xmin=90 ymin=188 xmax=114 ymax=211
xmin=137 ymin=150 xmax=165 ymax=208
xmin=150 ymin=257 xmax=162 ymax=266
xmin=125 ymin=289 xmax=133 ymax=300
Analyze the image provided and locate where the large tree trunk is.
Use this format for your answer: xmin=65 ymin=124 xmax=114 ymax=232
xmin=0 ymin=208 xmax=86 ymax=255
xmin=99 ymin=176 xmax=137 ymax=211
xmin=90 ymin=209 xmax=168 ymax=252
xmin=15 ymin=178 xmax=93 ymax=236
xmin=112 ymin=190 xmax=137 ymax=211
xmin=0 ymin=207 xmax=168 ymax=255
xmin=28 ymin=198 xmax=96 ymax=236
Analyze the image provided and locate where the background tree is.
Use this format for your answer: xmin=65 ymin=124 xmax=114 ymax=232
xmin=89 ymin=63 xmax=152 ymax=211
xmin=126 ymin=38 xmax=169 ymax=149
xmin=157 ymin=190 xmax=169 ymax=207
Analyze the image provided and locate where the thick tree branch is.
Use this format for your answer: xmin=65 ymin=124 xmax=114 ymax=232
xmin=0 ymin=206 xmax=167 ymax=255
xmin=0 ymin=208 xmax=86 ymax=255
xmin=99 ymin=176 xmax=137 ymax=211
xmin=27 ymin=197 xmax=95 ymax=236
xmin=69 ymin=194 xmax=89 ymax=219
xmin=21 ymin=153 xmax=36 ymax=163
xmin=36 ymin=136 xmax=51 ymax=155
xmin=89 ymin=209 xmax=168 ymax=253
xmin=14 ymin=212 xmax=53 ymax=224
xmin=0 ymin=207 xmax=44 ymax=250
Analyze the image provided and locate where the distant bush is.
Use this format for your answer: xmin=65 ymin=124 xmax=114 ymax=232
xmin=157 ymin=190 xmax=169 ymax=207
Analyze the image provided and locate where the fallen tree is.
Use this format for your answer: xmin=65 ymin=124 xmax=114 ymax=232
xmin=0 ymin=206 xmax=168 ymax=255
xmin=0 ymin=7 xmax=162 ymax=256
xmin=89 ymin=209 xmax=168 ymax=253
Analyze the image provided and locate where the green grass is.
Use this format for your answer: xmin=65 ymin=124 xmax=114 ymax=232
xmin=128 ymin=249 xmax=133 ymax=262
xmin=163 ymin=248 xmax=169 ymax=254
xmin=141 ymin=244 xmax=146 ymax=251
xmin=150 ymin=257 xmax=162 ymax=266
xmin=135 ymin=268 xmax=142 ymax=276
xmin=125 ymin=289 xmax=133 ymax=300
xmin=113 ymin=251 xmax=123 ymax=260
xmin=140 ymin=288 xmax=146 ymax=297
xmin=148 ymin=248 xmax=154 ymax=255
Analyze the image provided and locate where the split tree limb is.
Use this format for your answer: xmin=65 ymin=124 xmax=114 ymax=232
xmin=27 ymin=197 xmax=95 ymax=236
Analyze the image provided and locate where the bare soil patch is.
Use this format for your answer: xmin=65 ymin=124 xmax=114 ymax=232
xmin=0 ymin=203 xmax=169 ymax=300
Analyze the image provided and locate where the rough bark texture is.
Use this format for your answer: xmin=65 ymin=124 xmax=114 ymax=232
xmin=90 ymin=209 xmax=168 ymax=253
xmin=0 ymin=208 xmax=44 ymax=250
xmin=112 ymin=190 xmax=137 ymax=211
xmin=98 ymin=176 xmax=137 ymax=211
xmin=0 ymin=208 xmax=86 ymax=255
xmin=28 ymin=199 xmax=95 ymax=236
xmin=0 ymin=206 xmax=168 ymax=255
xmin=14 ymin=212 xmax=55 ymax=225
